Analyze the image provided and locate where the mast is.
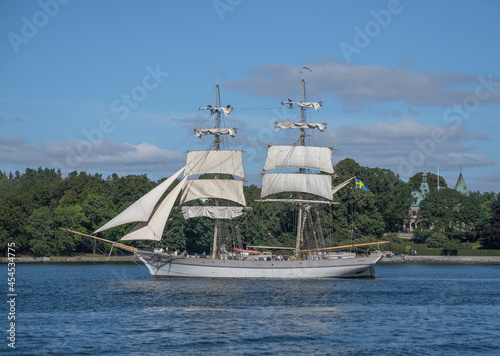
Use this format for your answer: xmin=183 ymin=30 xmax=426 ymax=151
xmin=213 ymin=79 xmax=221 ymax=258
xmin=197 ymin=78 xmax=237 ymax=259
xmin=215 ymin=77 xmax=221 ymax=150
xmin=295 ymin=68 xmax=308 ymax=257
xmin=94 ymin=80 xmax=245 ymax=249
xmin=260 ymin=66 xmax=330 ymax=258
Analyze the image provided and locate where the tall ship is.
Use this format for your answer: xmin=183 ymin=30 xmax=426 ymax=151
xmin=63 ymin=71 xmax=386 ymax=278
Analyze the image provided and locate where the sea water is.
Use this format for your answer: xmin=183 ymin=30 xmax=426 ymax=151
xmin=3 ymin=263 xmax=500 ymax=355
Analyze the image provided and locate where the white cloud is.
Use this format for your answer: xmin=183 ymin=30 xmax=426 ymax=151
xmin=0 ymin=135 xmax=185 ymax=177
xmin=317 ymin=119 xmax=493 ymax=178
xmin=1 ymin=117 xmax=496 ymax=190
xmin=470 ymin=173 xmax=500 ymax=193
xmin=226 ymin=60 xmax=500 ymax=109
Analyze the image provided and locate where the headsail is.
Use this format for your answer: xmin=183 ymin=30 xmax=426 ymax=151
xmin=94 ymin=166 xmax=185 ymax=234
xmin=121 ymin=177 xmax=187 ymax=241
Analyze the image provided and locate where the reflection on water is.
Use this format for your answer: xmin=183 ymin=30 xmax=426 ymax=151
xmin=9 ymin=263 xmax=500 ymax=355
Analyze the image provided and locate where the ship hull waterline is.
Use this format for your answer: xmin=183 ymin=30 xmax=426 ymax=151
xmin=137 ymin=253 xmax=382 ymax=278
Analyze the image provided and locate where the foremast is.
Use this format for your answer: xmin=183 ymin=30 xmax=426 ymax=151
xmin=93 ymin=80 xmax=245 ymax=254
xmin=198 ymin=79 xmax=241 ymax=258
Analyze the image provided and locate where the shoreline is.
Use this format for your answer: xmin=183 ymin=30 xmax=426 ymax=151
xmin=379 ymin=255 xmax=500 ymax=264
xmin=2 ymin=255 xmax=500 ymax=264
xmin=1 ymin=255 xmax=139 ymax=263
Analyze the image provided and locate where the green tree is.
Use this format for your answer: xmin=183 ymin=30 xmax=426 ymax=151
xmin=425 ymin=232 xmax=448 ymax=248
xmin=0 ymin=190 xmax=36 ymax=253
xmin=361 ymin=166 xmax=412 ymax=232
xmin=443 ymin=239 xmax=464 ymax=255
xmin=483 ymin=194 xmax=500 ymax=248
xmin=53 ymin=204 xmax=89 ymax=255
xmin=26 ymin=206 xmax=55 ymax=256
xmin=332 ymin=159 xmax=385 ymax=241
xmin=418 ymin=189 xmax=469 ymax=236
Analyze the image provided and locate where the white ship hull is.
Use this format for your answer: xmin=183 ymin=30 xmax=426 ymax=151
xmin=137 ymin=253 xmax=381 ymax=278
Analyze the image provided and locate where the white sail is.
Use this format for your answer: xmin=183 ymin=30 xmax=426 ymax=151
xmin=194 ymin=128 xmax=237 ymax=138
xmin=180 ymin=180 xmax=246 ymax=206
xmin=94 ymin=166 xmax=185 ymax=233
xmin=121 ymin=177 xmax=187 ymax=241
xmin=181 ymin=206 xmax=245 ymax=220
xmin=261 ymin=173 xmax=333 ymax=200
xmin=282 ymin=101 xmax=322 ymax=111
xmin=274 ymin=122 xmax=327 ymax=132
xmin=184 ymin=150 xmax=244 ymax=178
xmin=199 ymin=106 xmax=233 ymax=116
xmin=264 ymin=146 xmax=333 ymax=174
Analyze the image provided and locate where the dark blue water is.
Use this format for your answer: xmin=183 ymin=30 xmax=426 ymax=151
xmin=3 ymin=263 xmax=500 ymax=355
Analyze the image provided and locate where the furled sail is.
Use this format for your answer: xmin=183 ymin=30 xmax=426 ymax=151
xmin=198 ymin=105 xmax=233 ymax=116
xmin=180 ymin=180 xmax=246 ymax=206
xmin=181 ymin=206 xmax=245 ymax=220
xmin=261 ymin=173 xmax=333 ymax=200
xmin=121 ymin=177 xmax=188 ymax=241
xmin=94 ymin=166 xmax=185 ymax=234
xmin=263 ymin=146 xmax=333 ymax=174
xmin=194 ymin=128 xmax=237 ymax=138
xmin=281 ymin=101 xmax=322 ymax=111
xmin=184 ymin=150 xmax=244 ymax=178
xmin=274 ymin=122 xmax=327 ymax=132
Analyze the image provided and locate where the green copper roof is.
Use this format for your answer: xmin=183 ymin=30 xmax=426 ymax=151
xmin=454 ymin=172 xmax=470 ymax=195
xmin=411 ymin=173 xmax=430 ymax=206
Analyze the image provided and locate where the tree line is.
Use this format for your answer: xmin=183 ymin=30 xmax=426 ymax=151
xmin=1 ymin=159 xmax=498 ymax=256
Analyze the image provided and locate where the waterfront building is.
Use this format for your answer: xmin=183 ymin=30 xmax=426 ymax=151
xmin=405 ymin=173 xmax=430 ymax=231
xmin=404 ymin=170 xmax=471 ymax=232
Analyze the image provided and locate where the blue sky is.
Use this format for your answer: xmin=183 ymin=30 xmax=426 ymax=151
xmin=1 ymin=0 xmax=499 ymax=192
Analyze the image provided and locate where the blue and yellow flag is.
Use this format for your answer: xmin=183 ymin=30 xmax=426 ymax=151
xmin=355 ymin=178 xmax=367 ymax=191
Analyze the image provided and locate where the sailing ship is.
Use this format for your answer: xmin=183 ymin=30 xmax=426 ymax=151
xmin=62 ymin=71 xmax=386 ymax=278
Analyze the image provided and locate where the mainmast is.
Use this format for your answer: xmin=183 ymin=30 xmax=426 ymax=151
xmin=296 ymin=67 xmax=309 ymax=256
xmin=259 ymin=67 xmax=330 ymax=258
xmin=213 ymin=80 xmax=221 ymax=258
xmin=215 ymin=78 xmax=221 ymax=150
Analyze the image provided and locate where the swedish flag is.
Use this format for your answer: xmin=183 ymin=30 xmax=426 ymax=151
xmin=356 ymin=178 xmax=367 ymax=191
